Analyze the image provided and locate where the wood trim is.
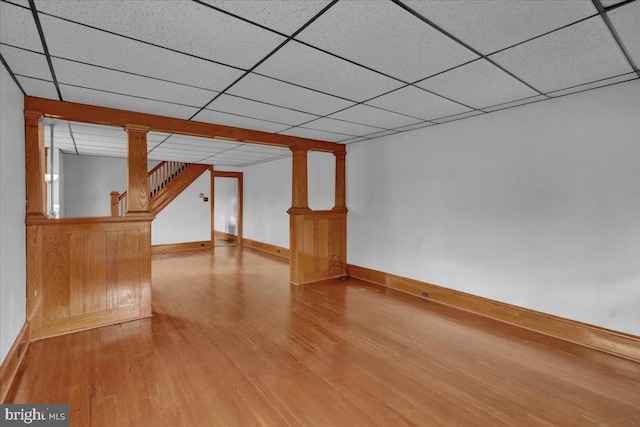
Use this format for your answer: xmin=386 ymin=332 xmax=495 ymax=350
xmin=242 ymin=238 xmax=290 ymax=260
xmin=348 ymin=264 xmax=640 ymax=362
xmin=27 ymin=215 xmax=155 ymax=226
xmin=0 ymin=322 xmax=30 ymax=403
xmin=25 ymin=111 xmax=47 ymax=218
xmin=125 ymin=125 xmax=149 ymax=214
xmin=214 ymin=231 xmax=238 ymax=242
xmin=24 ymin=96 xmax=344 ymax=153
xmin=212 ymin=170 xmax=244 ymax=245
xmin=152 ymin=241 xmax=212 ymax=254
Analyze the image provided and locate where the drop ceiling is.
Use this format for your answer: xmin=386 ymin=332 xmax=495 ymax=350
xmin=1 ymin=0 xmax=638 ymax=167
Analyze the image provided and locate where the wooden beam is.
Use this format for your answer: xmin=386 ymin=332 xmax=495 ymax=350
xmin=333 ymin=151 xmax=347 ymax=211
xmin=24 ymin=96 xmax=345 ymax=153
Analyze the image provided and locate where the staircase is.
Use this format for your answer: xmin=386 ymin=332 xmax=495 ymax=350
xmin=111 ymin=161 xmax=209 ymax=216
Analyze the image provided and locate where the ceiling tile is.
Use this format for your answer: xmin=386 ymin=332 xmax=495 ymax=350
xmin=297 ymin=0 xmax=478 ymax=82
xmin=303 ymin=117 xmax=384 ymax=137
xmin=161 ymin=135 xmax=240 ymax=152
xmin=366 ymin=86 xmax=472 ymax=121
xmin=59 ymin=85 xmax=201 ymax=119
xmin=52 ymin=58 xmax=215 ymax=107
xmin=328 ymin=104 xmax=422 ymax=129
xmin=490 ymin=16 xmax=633 ymax=93
xmin=0 ymin=45 xmax=51 ymax=81
xmin=201 ymin=0 xmax=332 ymax=35
xmin=341 ymin=136 xmax=370 ymax=144
xmin=417 ymin=59 xmax=540 ymax=109
xmin=193 ymin=109 xmax=291 ymax=134
xmin=601 ymin=0 xmax=630 ymax=7
xmin=547 ymin=73 xmax=638 ymax=98
xmin=254 ymin=41 xmax=403 ymax=102
xmin=279 ymin=126 xmax=351 ymax=143
xmin=34 ymin=0 xmax=285 ymax=69
xmin=482 ymin=94 xmax=548 ymax=113
xmin=0 ymin=2 xmax=43 ymax=52
xmin=432 ymin=110 xmax=485 ymax=124
xmin=209 ymin=94 xmax=319 ymax=126
xmin=227 ymin=73 xmax=354 ymax=116
xmin=608 ymin=1 xmax=640 ymax=66
xmin=16 ymin=76 xmax=59 ymax=99
xmin=362 ymin=129 xmax=399 ymax=139
xmin=393 ymin=122 xmax=435 ymax=132
xmin=405 ymin=0 xmax=597 ymax=54
xmin=38 ymin=15 xmax=243 ymax=93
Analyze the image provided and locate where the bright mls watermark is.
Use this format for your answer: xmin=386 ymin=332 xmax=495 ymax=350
xmin=1 ymin=405 xmax=69 ymax=426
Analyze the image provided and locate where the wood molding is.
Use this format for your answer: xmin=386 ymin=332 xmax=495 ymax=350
xmin=242 ymin=238 xmax=290 ymax=260
xmin=24 ymin=96 xmax=343 ymax=153
xmin=126 ymin=126 xmax=149 ymax=214
xmin=214 ymin=231 xmax=238 ymax=242
xmin=152 ymin=241 xmax=212 ymax=254
xmin=347 ymin=264 xmax=640 ymax=362
xmin=212 ymin=170 xmax=243 ymax=245
xmin=0 ymin=322 xmax=30 ymax=403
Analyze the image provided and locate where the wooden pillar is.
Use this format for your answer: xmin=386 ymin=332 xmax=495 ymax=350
xmin=237 ymin=173 xmax=243 ymax=245
xmin=290 ymin=146 xmax=310 ymax=213
xmin=210 ymin=166 xmax=215 ymax=248
xmin=333 ymin=150 xmax=347 ymax=211
xmin=124 ymin=125 xmax=150 ymax=215
xmin=25 ymin=111 xmax=47 ymax=218
xmin=110 ymin=191 xmax=120 ymax=217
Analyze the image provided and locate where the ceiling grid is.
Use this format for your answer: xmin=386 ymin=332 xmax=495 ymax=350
xmin=0 ymin=0 xmax=637 ymax=167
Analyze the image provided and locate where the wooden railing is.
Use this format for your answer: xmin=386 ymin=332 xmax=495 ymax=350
xmin=111 ymin=161 xmax=189 ymax=216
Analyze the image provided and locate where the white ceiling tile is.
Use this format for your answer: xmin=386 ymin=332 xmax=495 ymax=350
xmin=608 ymin=1 xmax=640 ymax=67
xmin=482 ymin=94 xmax=548 ymax=113
xmin=303 ymin=117 xmax=384 ymax=136
xmin=52 ymin=58 xmax=215 ymax=107
xmin=193 ymin=109 xmax=291 ymax=134
xmin=279 ymin=127 xmax=350 ymax=143
xmin=0 ymin=2 xmax=43 ymax=52
xmin=209 ymin=94 xmax=319 ymax=126
xmin=34 ymin=0 xmax=285 ymax=69
xmin=363 ymin=130 xmax=399 ymax=139
xmin=547 ymin=73 xmax=638 ymax=98
xmin=417 ymin=59 xmax=540 ymax=109
xmin=366 ymin=86 xmax=472 ymax=121
xmin=601 ymin=0 xmax=629 ymax=7
xmin=328 ymin=104 xmax=422 ymax=129
xmin=38 ymin=15 xmax=243 ymax=93
xmin=228 ymin=73 xmax=354 ymax=116
xmin=341 ymin=136 xmax=370 ymax=145
xmin=148 ymin=132 xmax=168 ymax=143
xmin=254 ymin=41 xmax=403 ymax=102
xmin=491 ymin=16 xmax=633 ymax=93
xmin=393 ymin=122 xmax=435 ymax=132
xmin=432 ymin=110 xmax=485 ymax=124
xmin=0 ymin=45 xmax=51 ymax=81
xmin=201 ymin=0 xmax=331 ymax=35
xmin=405 ymin=0 xmax=597 ymax=54
xmin=161 ymin=135 xmax=240 ymax=151
xmin=16 ymin=76 xmax=59 ymax=99
xmin=59 ymin=85 xmax=201 ymax=119
xmin=297 ymin=0 xmax=478 ymax=82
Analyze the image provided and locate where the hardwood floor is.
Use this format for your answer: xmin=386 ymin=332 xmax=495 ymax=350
xmin=7 ymin=246 xmax=640 ymax=426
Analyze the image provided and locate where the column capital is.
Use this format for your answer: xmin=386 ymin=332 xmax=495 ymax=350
xmin=333 ymin=150 xmax=347 ymax=160
xmin=123 ymin=124 xmax=150 ymax=133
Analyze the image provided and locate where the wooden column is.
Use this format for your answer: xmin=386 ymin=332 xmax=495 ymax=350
xmin=333 ymin=150 xmax=347 ymax=211
xmin=25 ymin=111 xmax=47 ymax=218
xmin=124 ymin=125 xmax=150 ymax=215
xmin=210 ymin=166 xmax=215 ymax=248
xmin=290 ymin=146 xmax=310 ymax=213
xmin=110 ymin=191 xmax=120 ymax=217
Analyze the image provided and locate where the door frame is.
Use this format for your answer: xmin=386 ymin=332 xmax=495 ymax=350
xmin=210 ymin=167 xmax=243 ymax=246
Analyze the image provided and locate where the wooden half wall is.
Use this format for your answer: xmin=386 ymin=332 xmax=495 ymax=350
xmin=27 ymin=216 xmax=153 ymax=340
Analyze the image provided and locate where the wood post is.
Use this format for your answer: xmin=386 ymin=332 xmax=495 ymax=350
xmin=290 ymin=146 xmax=310 ymax=213
xmin=110 ymin=191 xmax=120 ymax=217
xmin=124 ymin=125 xmax=150 ymax=215
xmin=25 ymin=111 xmax=47 ymax=218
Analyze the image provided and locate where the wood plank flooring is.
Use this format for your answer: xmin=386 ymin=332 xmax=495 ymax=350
xmin=7 ymin=246 xmax=640 ymax=426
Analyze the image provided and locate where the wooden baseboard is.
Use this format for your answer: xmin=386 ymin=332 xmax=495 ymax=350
xmin=242 ymin=238 xmax=289 ymax=259
xmin=214 ymin=231 xmax=238 ymax=242
xmin=347 ymin=264 xmax=640 ymax=363
xmin=0 ymin=321 xmax=30 ymax=403
xmin=152 ymin=241 xmax=211 ymax=254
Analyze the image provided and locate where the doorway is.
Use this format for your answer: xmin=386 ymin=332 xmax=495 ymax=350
xmin=211 ymin=170 xmax=243 ymax=247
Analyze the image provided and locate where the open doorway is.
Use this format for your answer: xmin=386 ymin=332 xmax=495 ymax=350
xmin=212 ymin=170 xmax=243 ymax=247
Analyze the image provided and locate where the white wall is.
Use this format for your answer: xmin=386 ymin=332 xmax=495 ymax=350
xmin=152 ymin=171 xmax=211 ymax=245
xmin=0 ymin=65 xmax=26 ymax=362
xmin=347 ymin=80 xmax=640 ymax=335
xmin=63 ymin=153 xmax=127 ymax=217
xmin=242 ymin=156 xmax=291 ymax=248
xmin=214 ymin=177 xmax=238 ymax=236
